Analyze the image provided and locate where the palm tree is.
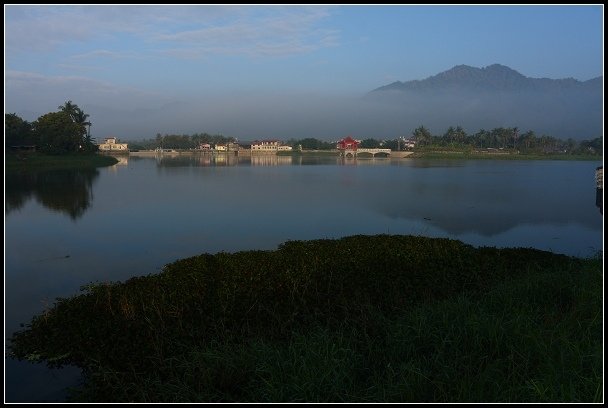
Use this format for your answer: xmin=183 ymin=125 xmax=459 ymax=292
xmin=58 ymin=100 xmax=79 ymax=121
xmin=413 ymin=126 xmax=431 ymax=147
xmin=73 ymin=109 xmax=90 ymax=130
xmin=60 ymin=101 xmax=93 ymax=150
xmin=512 ymin=127 xmax=519 ymax=150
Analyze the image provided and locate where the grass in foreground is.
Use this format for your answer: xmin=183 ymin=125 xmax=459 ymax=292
xmin=8 ymin=235 xmax=603 ymax=403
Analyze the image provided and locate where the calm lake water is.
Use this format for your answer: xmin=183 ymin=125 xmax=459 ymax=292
xmin=4 ymin=153 xmax=603 ymax=402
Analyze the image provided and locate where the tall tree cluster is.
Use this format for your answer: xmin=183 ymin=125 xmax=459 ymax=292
xmin=5 ymin=100 xmax=97 ymax=154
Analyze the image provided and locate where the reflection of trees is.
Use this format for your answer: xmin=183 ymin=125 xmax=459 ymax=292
xmin=5 ymin=168 xmax=99 ymax=220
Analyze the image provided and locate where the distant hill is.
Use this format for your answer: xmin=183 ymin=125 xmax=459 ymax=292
xmin=366 ymin=64 xmax=602 ymax=140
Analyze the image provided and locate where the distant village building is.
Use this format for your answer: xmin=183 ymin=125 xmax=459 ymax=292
xmin=251 ymin=140 xmax=291 ymax=152
xmin=98 ymin=137 xmax=128 ymax=152
xmin=403 ymin=138 xmax=417 ymax=149
xmin=336 ymin=136 xmax=361 ymax=151
xmin=197 ymin=142 xmax=238 ymax=152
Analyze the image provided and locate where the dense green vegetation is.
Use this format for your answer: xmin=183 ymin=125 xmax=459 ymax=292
xmin=407 ymin=125 xmax=602 ymax=156
xmin=9 ymin=235 xmax=602 ymax=403
xmin=128 ymin=133 xmax=236 ymax=151
xmin=282 ymin=126 xmax=601 ymax=158
xmin=5 ymin=101 xmax=119 ymax=172
xmin=6 ymin=101 xmax=97 ymax=154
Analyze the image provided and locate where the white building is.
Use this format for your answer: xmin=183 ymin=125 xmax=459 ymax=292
xmin=403 ymin=138 xmax=417 ymax=149
xmin=251 ymin=140 xmax=292 ymax=152
xmin=98 ymin=137 xmax=128 ymax=151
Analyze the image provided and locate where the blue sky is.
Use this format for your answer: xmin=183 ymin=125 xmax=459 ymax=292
xmin=4 ymin=5 xmax=604 ymax=140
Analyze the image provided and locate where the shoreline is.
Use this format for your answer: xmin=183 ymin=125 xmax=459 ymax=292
xmin=5 ymin=152 xmax=119 ymax=171
xmin=128 ymin=149 xmax=599 ymax=161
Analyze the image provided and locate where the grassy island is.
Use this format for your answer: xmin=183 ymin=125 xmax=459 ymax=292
xmin=5 ymin=151 xmax=119 ymax=172
xmin=9 ymin=235 xmax=602 ymax=403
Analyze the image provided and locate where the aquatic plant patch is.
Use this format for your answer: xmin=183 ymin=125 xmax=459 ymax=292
xmin=8 ymin=234 xmax=602 ymax=402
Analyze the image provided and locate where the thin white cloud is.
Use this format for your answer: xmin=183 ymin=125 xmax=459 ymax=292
xmin=5 ymin=70 xmax=168 ymax=116
xmin=7 ymin=70 xmax=125 ymax=93
xmin=5 ymin=5 xmax=339 ymax=58
xmin=56 ymin=63 xmax=107 ymax=72
xmin=154 ymin=8 xmax=338 ymax=57
xmin=69 ymin=49 xmax=131 ymax=60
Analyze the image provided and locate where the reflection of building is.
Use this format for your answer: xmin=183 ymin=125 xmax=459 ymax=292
xmin=108 ymin=155 xmax=128 ymax=172
xmin=115 ymin=156 xmax=128 ymax=165
xmin=250 ymin=155 xmax=293 ymax=166
xmin=98 ymin=137 xmax=128 ymax=152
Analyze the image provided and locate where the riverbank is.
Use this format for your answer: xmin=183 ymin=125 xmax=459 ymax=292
xmin=8 ymin=234 xmax=602 ymax=403
xmin=409 ymin=150 xmax=601 ymax=160
xmin=127 ymin=148 xmax=599 ymax=161
xmin=5 ymin=152 xmax=119 ymax=172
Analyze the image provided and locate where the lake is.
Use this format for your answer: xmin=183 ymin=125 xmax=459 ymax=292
xmin=4 ymin=153 xmax=603 ymax=402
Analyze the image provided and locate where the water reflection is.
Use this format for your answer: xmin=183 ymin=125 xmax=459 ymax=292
xmin=154 ymin=153 xmax=241 ymax=167
xmin=106 ymin=155 xmax=128 ymax=172
xmin=146 ymin=152 xmax=421 ymax=168
xmin=595 ymin=166 xmax=603 ymax=215
xmin=5 ymin=168 xmax=100 ymax=220
xmin=371 ymin=162 xmax=600 ymax=238
xmin=250 ymin=154 xmax=293 ymax=166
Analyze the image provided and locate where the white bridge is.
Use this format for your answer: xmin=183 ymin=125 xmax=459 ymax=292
xmin=340 ymin=148 xmax=392 ymax=158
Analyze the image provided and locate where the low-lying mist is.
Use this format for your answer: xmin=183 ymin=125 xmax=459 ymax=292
xmin=8 ymin=89 xmax=602 ymax=142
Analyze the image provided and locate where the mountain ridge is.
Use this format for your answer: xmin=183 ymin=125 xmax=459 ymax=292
xmin=370 ymin=64 xmax=602 ymax=93
xmin=364 ymin=64 xmax=602 ymax=140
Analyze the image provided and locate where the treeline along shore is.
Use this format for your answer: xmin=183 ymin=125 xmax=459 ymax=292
xmin=9 ymin=235 xmax=602 ymax=403
xmin=128 ymin=126 xmax=602 ymax=160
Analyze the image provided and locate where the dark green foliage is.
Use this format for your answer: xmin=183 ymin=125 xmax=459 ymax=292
xmin=5 ymin=101 xmax=97 ymax=154
xmin=34 ymin=111 xmax=84 ymax=154
xmin=287 ymin=138 xmax=335 ymax=150
xmin=5 ymin=113 xmax=34 ymax=147
xmin=8 ymin=235 xmax=602 ymax=402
